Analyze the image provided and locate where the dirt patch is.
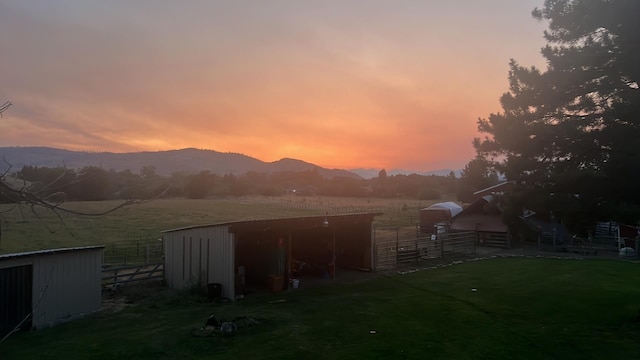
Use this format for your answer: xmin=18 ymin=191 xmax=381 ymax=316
xmin=100 ymin=295 xmax=132 ymax=314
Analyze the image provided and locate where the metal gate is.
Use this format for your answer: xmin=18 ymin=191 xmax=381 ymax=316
xmin=1 ymin=265 xmax=33 ymax=338
xmin=374 ymin=227 xmax=476 ymax=271
xmin=373 ymin=226 xmax=399 ymax=271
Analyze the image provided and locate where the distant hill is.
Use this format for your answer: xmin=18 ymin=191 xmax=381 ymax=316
xmin=349 ymin=168 xmax=462 ymax=179
xmin=0 ymin=147 xmax=360 ymax=179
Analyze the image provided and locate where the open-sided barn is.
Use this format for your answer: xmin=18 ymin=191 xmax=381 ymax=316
xmin=0 ymin=246 xmax=104 ymax=337
xmin=162 ymin=213 xmax=380 ymax=300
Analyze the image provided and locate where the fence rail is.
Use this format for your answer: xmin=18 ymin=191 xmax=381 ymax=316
xmin=537 ymin=233 xmax=639 ymax=259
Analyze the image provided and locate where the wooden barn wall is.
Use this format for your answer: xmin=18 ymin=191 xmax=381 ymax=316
xmin=163 ymin=226 xmax=235 ymax=299
xmin=0 ymin=248 xmax=103 ymax=330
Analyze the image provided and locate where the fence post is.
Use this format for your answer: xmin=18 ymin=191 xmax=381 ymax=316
xmin=472 ymin=232 xmax=477 ymax=254
xmin=440 ymin=233 xmax=445 ymax=260
xmin=395 ymin=227 xmax=399 ymax=266
xmin=415 ymin=234 xmax=420 ymax=266
xmin=537 ymin=234 xmax=541 ymax=251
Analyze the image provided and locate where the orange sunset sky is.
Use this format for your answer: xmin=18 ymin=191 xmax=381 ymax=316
xmin=0 ymin=1 xmax=547 ymax=172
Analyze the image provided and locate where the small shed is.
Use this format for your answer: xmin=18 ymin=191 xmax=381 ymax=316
xmin=419 ymin=202 xmax=463 ymax=234
xmin=0 ymin=246 xmax=104 ymax=337
xmin=162 ymin=213 xmax=380 ymax=299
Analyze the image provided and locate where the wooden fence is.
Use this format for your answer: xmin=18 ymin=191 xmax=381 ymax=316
xmin=102 ymin=262 xmax=164 ymax=289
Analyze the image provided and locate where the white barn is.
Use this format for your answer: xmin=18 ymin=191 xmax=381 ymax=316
xmin=0 ymin=246 xmax=104 ymax=337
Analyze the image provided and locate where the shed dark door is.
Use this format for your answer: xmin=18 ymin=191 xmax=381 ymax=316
xmin=0 ymin=265 xmax=33 ymax=337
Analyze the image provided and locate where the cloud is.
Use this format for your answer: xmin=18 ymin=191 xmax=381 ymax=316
xmin=0 ymin=0 xmax=547 ymax=171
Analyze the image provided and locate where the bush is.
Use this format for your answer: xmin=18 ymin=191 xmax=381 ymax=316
xmin=418 ymin=188 xmax=440 ymax=200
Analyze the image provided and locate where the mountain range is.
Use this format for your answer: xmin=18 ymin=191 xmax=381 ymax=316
xmin=0 ymin=147 xmax=460 ymax=179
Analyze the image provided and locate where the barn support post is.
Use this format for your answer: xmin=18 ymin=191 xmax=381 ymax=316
xmin=332 ymin=229 xmax=336 ymax=280
xmin=372 ymin=228 xmax=377 ymax=272
xmin=370 ymin=226 xmax=375 ymax=272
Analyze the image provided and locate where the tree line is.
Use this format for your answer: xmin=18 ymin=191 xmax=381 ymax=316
xmin=3 ymin=165 xmax=494 ymax=203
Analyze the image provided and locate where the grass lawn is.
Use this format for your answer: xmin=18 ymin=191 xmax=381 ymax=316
xmin=2 ymin=257 xmax=639 ymax=359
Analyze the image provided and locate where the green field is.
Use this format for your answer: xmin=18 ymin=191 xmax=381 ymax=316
xmin=2 ymin=257 xmax=639 ymax=359
xmin=0 ymin=196 xmax=438 ymax=254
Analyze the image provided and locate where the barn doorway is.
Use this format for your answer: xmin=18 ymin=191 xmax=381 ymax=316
xmin=0 ymin=265 xmax=33 ymax=337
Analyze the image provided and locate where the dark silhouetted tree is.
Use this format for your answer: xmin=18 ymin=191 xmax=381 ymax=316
xmin=457 ymin=157 xmax=498 ymax=203
xmin=474 ymin=0 xmax=640 ymax=233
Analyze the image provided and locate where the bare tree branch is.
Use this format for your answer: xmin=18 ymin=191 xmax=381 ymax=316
xmin=1 ymin=177 xmax=169 ymax=217
xmin=0 ymin=101 xmax=10 ymax=116
xmin=0 ymin=101 xmax=167 ymax=231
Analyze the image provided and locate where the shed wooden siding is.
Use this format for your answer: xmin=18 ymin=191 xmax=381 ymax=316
xmin=163 ymin=226 xmax=235 ymax=299
xmin=0 ymin=247 xmax=103 ymax=330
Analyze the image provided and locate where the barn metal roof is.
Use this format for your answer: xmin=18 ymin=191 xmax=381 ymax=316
xmin=472 ymin=181 xmax=510 ymax=196
xmin=161 ymin=212 xmax=382 ymax=234
xmin=0 ymin=245 xmax=106 ymax=260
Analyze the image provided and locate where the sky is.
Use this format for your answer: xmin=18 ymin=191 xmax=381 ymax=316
xmin=0 ymin=0 xmax=549 ymax=172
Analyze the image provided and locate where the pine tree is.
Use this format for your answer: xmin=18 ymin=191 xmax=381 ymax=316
xmin=474 ymin=0 xmax=640 ymax=233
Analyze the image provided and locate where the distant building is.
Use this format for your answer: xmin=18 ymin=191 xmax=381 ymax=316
xmin=449 ymin=195 xmax=511 ymax=248
xmin=419 ymin=202 xmax=463 ymax=234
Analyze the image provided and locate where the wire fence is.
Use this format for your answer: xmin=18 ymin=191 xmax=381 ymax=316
xmin=103 ymin=238 xmax=164 ymax=266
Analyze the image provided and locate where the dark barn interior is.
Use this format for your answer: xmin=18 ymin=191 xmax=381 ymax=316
xmin=232 ymin=213 xmax=379 ymax=293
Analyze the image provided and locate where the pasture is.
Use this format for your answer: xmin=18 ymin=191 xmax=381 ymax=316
xmin=2 ymin=257 xmax=639 ymax=359
xmin=0 ymin=195 xmax=439 ymax=254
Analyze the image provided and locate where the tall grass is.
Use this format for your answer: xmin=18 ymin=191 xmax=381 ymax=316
xmin=0 ymin=195 xmax=450 ymax=254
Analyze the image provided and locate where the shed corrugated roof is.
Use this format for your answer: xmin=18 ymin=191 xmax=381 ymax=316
xmin=0 ymin=245 xmax=105 ymax=261
xmin=423 ymin=202 xmax=463 ymax=217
